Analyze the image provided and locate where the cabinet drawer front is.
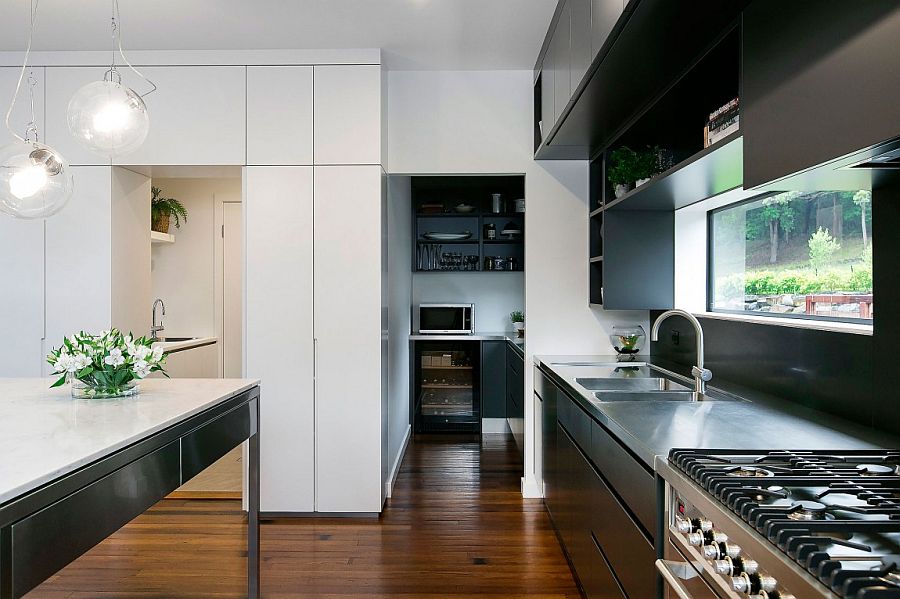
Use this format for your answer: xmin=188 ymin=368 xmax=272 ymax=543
xmin=582 ymin=534 xmax=627 ymax=599
xmin=181 ymin=402 xmax=252 ymax=482
xmin=534 ymin=366 xmax=551 ymax=400
xmin=558 ymin=395 xmax=591 ymax=455
xmin=11 ymin=441 xmax=181 ymax=597
xmin=590 ymin=420 xmax=655 ymax=536
xmin=590 ymin=464 xmax=655 ymax=599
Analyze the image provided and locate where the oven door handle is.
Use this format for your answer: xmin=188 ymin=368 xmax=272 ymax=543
xmin=656 ymin=559 xmax=699 ymax=599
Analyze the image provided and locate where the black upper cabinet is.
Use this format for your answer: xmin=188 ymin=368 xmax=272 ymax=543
xmin=591 ymin=0 xmax=622 ymax=61
xmin=742 ymin=1 xmax=900 ymax=189
xmin=570 ymin=0 xmax=593 ymax=96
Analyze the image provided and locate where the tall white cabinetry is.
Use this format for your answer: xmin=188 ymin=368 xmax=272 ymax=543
xmin=245 ymin=62 xmax=387 ymax=513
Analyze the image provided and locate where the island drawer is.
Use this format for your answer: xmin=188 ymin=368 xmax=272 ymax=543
xmin=10 ymin=441 xmax=182 ymax=597
xmin=589 ymin=420 xmax=655 ymax=539
xmin=558 ymin=393 xmax=591 ymax=456
xmin=181 ymin=400 xmax=253 ymax=482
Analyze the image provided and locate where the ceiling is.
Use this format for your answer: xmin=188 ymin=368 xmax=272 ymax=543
xmin=0 ymin=0 xmax=557 ymax=70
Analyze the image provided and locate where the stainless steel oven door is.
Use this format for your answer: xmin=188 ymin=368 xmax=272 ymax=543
xmin=657 ymin=540 xmax=725 ymax=599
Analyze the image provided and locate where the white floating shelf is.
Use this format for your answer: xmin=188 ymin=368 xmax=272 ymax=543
xmin=151 ymin=231 xmax=176 ymax=244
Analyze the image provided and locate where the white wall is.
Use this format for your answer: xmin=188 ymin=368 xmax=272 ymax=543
xmin=111 ymin=168 xmax=152 ymax=337
xmin=388 ymin=70 xmax=648 ymax=496
xmin=412 ymin=273 xmax=524 ymax=333
xmin=151 ymin=177 xmax=242 ymax=340
xmin=386 ymin=176 xmax=412 ymax=497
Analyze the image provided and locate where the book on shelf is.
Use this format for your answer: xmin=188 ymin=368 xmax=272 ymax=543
xmin=704 ymin=96 xmax=740 ymax=147
xmin=706 ymin=117 xmax=740 ymax=147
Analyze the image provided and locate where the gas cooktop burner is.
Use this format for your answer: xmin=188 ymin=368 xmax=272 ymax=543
xmin=726 ymin=465 xmax=775 ymax=478
xmin=857 ymin=463 xmax=899 ymax=476
xmin=787 ymin=499 xmax=829 ymax=520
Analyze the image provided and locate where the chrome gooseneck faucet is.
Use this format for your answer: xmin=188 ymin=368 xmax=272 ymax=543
xmin=650 ymin=309 xmax=713 ymax=394
xmin=151 ymin=298 xmax=166 ymax=341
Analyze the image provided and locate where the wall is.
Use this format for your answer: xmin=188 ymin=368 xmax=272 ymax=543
xmin=386 ymin=175 xmax=412 ymax=497
xmin=111 ymin=168 xmax=152 ymax=337
xmin=412 ymin=273 xmax=524 ymax=333
xmin=388 ymin=70 xmax=647 ymax=497
xmin=151 ymin=177 xmax=242 ymax=341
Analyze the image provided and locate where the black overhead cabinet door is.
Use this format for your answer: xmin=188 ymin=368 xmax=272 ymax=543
xmin=742 ymin=1 xmax=900 ymax=188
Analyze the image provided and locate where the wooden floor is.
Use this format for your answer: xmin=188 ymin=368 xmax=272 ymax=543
xmin=27 ymin=435 xmax=579 ymax=598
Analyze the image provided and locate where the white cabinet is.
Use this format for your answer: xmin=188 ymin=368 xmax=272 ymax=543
xmin=313 ymin=65 xmax=382 ymax=165
xmin=313 ymin=165 xmax=384 ymax=512
xmin=45 ymin=166 xmax=113 ymax=353
xmin=247 ymin=66 xmax=313 ymax=166
xmin=45 ymin=66 xmax=246 ymax=166
xmin=244 ymin=166 xmax=315 ymax=513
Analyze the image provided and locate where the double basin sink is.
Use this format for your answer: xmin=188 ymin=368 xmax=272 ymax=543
xmin=552 ymin=361 xmax=723 ymax=403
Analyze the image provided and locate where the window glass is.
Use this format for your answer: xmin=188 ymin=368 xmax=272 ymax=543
xmin=710 ymin=191 xmax=872 ymax=321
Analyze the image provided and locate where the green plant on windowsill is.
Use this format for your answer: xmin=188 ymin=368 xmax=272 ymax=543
xmin=151 ymin=186 xmax=188 ymax=234
xmin=510 ymin=310 xmax=525 ymax=338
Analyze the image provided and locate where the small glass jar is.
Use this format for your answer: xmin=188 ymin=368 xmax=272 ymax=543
xmin=609 ymin=325 xmax=645 ymax=362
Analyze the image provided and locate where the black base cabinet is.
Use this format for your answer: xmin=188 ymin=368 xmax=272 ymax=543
xmin=537 ymin=366 xmax=656 ymax=599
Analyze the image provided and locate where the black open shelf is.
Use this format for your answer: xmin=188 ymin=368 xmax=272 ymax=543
xmin=412 ymin=175 xmax=525 ymax=273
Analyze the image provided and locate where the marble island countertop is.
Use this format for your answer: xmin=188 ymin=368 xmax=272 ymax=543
xmin=0 ymin=377 xmax=258 ymax=505
xmin=536 ymin=355 xmax=900 ymax=469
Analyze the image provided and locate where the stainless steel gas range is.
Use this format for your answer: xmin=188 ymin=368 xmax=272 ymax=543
xmin=656 ymin=449 xmax=900 ymax=599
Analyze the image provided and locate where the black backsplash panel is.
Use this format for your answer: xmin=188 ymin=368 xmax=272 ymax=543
xmin=650 ymin=312 xmax=875 ymax=429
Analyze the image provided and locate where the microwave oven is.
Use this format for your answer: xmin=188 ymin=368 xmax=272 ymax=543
xmin=417 ymin=304 xmax=475 ymax=335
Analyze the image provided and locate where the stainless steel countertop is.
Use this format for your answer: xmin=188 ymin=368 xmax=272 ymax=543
xmin=535 ymin=354 xmax=900 ymax=470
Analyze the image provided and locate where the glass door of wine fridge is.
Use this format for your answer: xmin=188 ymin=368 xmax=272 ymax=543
xmin=414 ymin=341 xmax=481 ymax=433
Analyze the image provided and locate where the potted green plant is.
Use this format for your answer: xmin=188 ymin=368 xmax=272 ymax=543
xmin=151 ymin=186 xmax=188 ymax=234
xmin=634 ymin=146 xmax=661 ymax=187
xmin=607 ymin=146 xmax=640 ymax=198
xmin=510 ymin=310 xmax=525 ymax=338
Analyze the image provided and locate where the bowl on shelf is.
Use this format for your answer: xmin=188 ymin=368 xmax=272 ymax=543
xmin=453 ymin=204 xmax=475 ymax=213
xmin=422 ymin=231 xmax=472 ymax=241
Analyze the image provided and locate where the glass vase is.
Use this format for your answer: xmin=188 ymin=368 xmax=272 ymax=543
xmin=70 ymin=378 xmax=139 ymax=399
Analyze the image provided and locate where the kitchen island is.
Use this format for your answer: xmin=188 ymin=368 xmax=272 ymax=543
xmin=0 ymin=378 xmax=260 ymax=599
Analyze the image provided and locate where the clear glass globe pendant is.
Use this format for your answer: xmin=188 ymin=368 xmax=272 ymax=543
xmin=0 ymin=138 xmax=73 ymax=219
xmin=66 ymin=69 xmax=149 ymax=158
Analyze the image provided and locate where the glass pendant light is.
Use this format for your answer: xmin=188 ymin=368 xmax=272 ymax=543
xmin=66 ymin=0 xmax=155 ymax=158
xmin=0 ymin=0 xmax=73 ymax=219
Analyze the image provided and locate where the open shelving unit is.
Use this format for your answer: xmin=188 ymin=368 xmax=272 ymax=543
xmin=412 ymin=175 xmax=525 ymax=273
xmin=589 ymin=24 xmax=743 ymax=309
xmin=151 ymin=231 xmax=175 ymax=244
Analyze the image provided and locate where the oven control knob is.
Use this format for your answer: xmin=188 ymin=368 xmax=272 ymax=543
xmin=687 ymin=532 xmax=704 ymax=546
xmin=731 ymin=574 xmax=751 ymax=593
xmin=758 ymin=576 xmax=777 ymax=593
xmin=713 ymin=558 xmax=733 ymax=575
xmin=703 ymin=544 xmax=720 ymax=559
xmin=722 ymin=543 xmax=741 ymax=559
xmin=698 ymin=518 xmax=714 ymax=532
xmin=675 ymin=517 xmax=692 ymax=534
xmin=740 ymin=559 xmax=759 ymax=575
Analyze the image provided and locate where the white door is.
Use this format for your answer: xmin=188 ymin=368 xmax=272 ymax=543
xmin=223 ymin=202 xmax=243 ymax=378
xmin=313 ymin=65 xmax=382 ymax=165
xmin=314 ymin=165 xmax=383 ymax=512
xmin=244 ymin=166 xmax=315 ymax=513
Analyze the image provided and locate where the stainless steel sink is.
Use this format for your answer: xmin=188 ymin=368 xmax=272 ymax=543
xmin=576 ymin=377 xmax=690 ymax=392
xmin=551 ymin=361 xmax=645 ymax=367
xmin=594 ymin=390 xmax=702 ymax=402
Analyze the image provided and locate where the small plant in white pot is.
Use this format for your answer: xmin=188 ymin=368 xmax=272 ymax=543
xmin=510 ymin=310 xmax=525 ymax=338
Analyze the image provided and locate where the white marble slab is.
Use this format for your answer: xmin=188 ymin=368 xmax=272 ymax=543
xmin=0 ymin=377 xmax=259 ymax=505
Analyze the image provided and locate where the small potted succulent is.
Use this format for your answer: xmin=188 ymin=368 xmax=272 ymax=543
xmin=510 ymin=310 xmax=525 ymax=338
xmin=151 ymin=186 xmax=188 ymax=234
xmin=47 ymin=329 xmax=168 ymax=399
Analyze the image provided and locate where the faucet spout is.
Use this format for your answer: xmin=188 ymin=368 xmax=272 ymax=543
xmin=151 ymin=298 xmax=166 ymax=341
xmin=650 ymin=309 xmax=712 ymax=395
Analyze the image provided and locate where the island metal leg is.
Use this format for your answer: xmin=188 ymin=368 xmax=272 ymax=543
xmin=248 ymin=399 xmax=260 ymax=599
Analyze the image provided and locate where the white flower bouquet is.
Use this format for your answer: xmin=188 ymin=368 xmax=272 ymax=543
xmin=47 ymin=329 xmax=168 ymax=398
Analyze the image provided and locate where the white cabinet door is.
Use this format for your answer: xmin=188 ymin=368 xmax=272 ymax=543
xmin=0 ymin=67 xmax=45 ymax=376
xmin=313 ymin=65 xmax=382 ymax=166
xmin=247 ymin=66 xmax=313 ymax=166
xmin=45 ymin=66 xmax=246 ymax=166
xmin=45 ymin=166 xmax=112 ymax=353
xmin=244 ymin=166 xmax=315 ymax=512
xmin=314 ymin=165 xmax=383 ymax=512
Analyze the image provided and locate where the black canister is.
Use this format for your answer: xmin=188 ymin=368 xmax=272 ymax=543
xmin=484 ymin=223 xmax=496 ymax=240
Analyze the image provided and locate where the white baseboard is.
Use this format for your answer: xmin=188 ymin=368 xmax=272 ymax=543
xmin=521 ymin=474 xmax=543 ymax=498
xmin=481 ymin=417 xmax=511 ymax=434
xmin=384 ymin=424 xmax=411 ymax=499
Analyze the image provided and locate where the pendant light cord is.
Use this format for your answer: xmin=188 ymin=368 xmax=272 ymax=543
xmin=4 ymin=0 xmax=39 ymax=143
xmin=110 ymin=0 xmax=157 ymax=98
